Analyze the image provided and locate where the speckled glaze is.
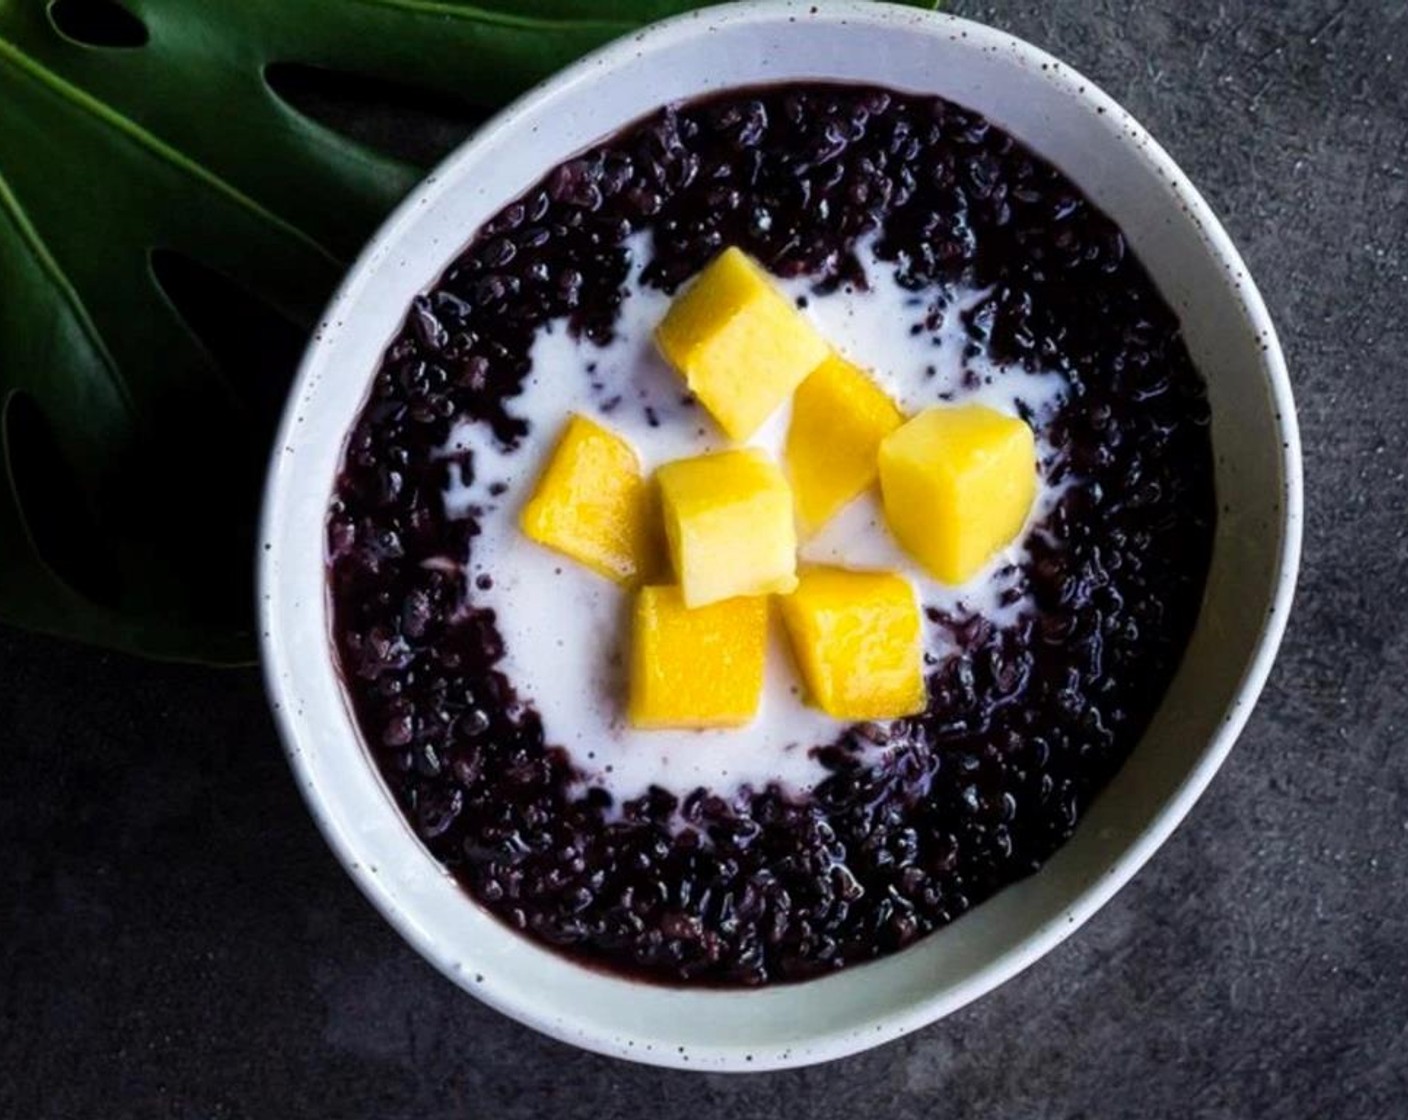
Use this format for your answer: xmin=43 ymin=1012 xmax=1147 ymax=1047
xmin=259 ymin=1 xmax=1302 ymax=1071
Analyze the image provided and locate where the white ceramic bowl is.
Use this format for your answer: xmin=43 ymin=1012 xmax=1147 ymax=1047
xmin=260 ymin=0 xmax=1301 ymax=1071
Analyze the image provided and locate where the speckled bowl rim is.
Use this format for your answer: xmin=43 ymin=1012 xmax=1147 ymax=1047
xmin=259 ymin=0 xmax=1302 ymax=1072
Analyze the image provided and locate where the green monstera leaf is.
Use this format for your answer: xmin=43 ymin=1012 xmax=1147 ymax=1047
xmin=0 ymin=0 xmax=934 ymax=663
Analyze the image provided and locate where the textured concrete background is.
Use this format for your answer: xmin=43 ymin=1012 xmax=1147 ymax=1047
xmin=3 ymin=1 xmax=1406 ymax=1116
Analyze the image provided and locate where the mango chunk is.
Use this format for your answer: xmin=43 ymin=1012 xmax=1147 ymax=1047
xmin=656 ymin=449 xmax=798 ymax=608
xmin=878 ymin=404 xmax=1037 ymax=585
xmin=786 ymin=352 xmax=905 ymax=531
xmin=654 ymin=247 xmax=829 ymax=440
xmin=628 ymin=586 xmax=768 ymax=728
xmin=780 ymin=567 xmax=925 ymax=720
xmin=519 ymin=413 xmax=650 ymax=584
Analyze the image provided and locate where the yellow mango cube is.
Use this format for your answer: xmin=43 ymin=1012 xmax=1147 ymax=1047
xmin=780 ymin=567 xmax=926 ymax=720
xmin=786 ymin=352 xmax=905 ymax=530
xmin=878 ymin=405 xmax=1037 ymax=585
xmin=654 ymin=247 xmax=829 ymax=440
xmin=656 ymin=449 xmax=798 ymax=608
xmin=628 ymin=586 xmax=768 ymax=728
xmin=519 ymin=413 xmax=651 ymax=584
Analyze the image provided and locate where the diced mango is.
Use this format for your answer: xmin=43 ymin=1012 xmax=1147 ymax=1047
xmin=878 ymin=404 xmax=1037 ymax=585
xmin=519 ymin=413 xmax=651 ymax=584
xmin=780 ymin=566 xmax=925 ymax=720
xmin=628 ymin=586 xmax=768 ymax=728
xmin=786 ymin=352 xmax=905 ymax=531
xmin=654 ymin=247 xmax=829 ymax=440
xmin=656 ymin=449 xmax=798 ymax=608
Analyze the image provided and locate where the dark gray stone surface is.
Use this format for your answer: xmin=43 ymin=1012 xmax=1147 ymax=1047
xmin=3 ymin=1 xmax=1405 ymax=1116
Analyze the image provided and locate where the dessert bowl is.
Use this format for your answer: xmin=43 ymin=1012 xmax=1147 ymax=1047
xmin=259 ymin=0 xmax=1301 ymax=1071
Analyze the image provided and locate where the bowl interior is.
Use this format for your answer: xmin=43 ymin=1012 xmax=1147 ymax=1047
xmin=260 ymin=0 xmax=1299 ymax=1071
